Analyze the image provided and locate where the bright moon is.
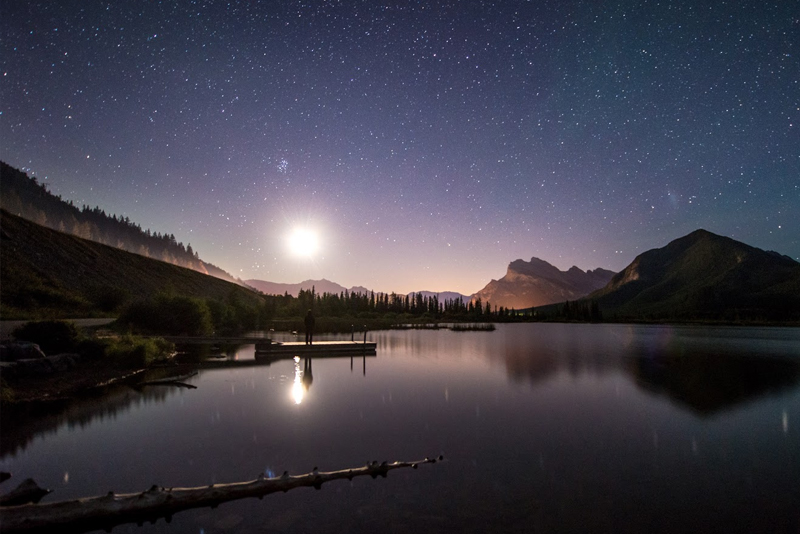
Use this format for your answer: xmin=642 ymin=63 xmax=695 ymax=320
xmin=288 ymin=228 xmax=319 ymax=257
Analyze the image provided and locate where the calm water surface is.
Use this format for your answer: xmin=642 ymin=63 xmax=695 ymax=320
xmin=2 ymin=324 xmax=799 ymax=533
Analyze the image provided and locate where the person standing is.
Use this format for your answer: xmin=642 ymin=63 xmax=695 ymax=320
xmin=304 ymin=309 xmax=315 ymax=345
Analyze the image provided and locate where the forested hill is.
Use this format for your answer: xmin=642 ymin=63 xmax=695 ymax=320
xmin=0 ymin=161 xmax=238 ymax=284
xmin=0 ymin=209 xmax=264 ymax=320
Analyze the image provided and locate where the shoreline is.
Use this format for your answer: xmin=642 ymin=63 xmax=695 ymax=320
xmin=1 ymin=363 xmax=148 ymax=405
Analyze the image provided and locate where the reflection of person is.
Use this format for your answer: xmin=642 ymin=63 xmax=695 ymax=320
xmin=304 ymin=310 xmax=315 ymax=345
xmin=303 ymin=357 xmax=314 ymax=390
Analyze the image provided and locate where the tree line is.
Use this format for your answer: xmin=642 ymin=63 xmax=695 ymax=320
xmin=265 ymin=286 xmax=535 ymax=323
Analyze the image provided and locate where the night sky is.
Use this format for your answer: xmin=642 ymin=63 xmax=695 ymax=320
xmin=2 ymin=1 xmax=798 ymax=294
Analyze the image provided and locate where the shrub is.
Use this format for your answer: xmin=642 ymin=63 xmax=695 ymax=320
xmin=0 ymin=377 xmax=15 ymax=403
xmin=12 ymin=320 xmax=80 ymax=354
xmin=118 ymin=294 xmax=213 ymax=336
xmin=76 ymin=338 xmax=107 ymax=361
xmin=87 ymin=285 xmax=131 ymax=313
xmin=104 ymin=335 xmax=175 ymax=367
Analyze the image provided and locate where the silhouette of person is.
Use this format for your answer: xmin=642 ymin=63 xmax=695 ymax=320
xmin=304 ymin=309 xmax=315 ymax=345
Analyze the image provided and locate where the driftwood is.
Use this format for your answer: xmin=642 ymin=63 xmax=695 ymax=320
xmin=0 ymin=479 xmax=52 ymax=507
xmin=0 ymin=456 xmax=442 ymax=534
xmin=137 ymin=371 xmax=199 ymax=389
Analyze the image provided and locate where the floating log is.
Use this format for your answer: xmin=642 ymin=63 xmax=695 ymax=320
xmin=0 ymin=456 xmax=443 ymax=534
xmin=137 ymin=371 xmax=199 ymax=389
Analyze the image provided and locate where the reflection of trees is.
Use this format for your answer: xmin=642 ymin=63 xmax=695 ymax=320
xmin=628 ymin=352 xmax=800 ymax=416
xmin=175 ymin=343 xmax=244 ymax=363
xmin=502 ymin=345 xmax=558 ymax=386
xmin=0 ymin=378 xmax=183 ymax=458
xmin=500 ymin=325 xmax=624 ymax=385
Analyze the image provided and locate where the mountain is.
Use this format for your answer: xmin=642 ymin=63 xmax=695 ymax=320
xmin=245 ymin=278 xmax=356 ymax=297
xmin=0 ymin=210 xmax=264 ymax=319
xmin=414 ymin=291 xmax=471 ymax=304
xmin=472 ymin=257 xmax=616 ymax=309
xmin=0 ymin=161 xmax=240 ymax=284
xmin=589 ymin=229 xmax=800 ymax=321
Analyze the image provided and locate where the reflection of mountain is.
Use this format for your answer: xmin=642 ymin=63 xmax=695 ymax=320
xmin=502 ymin=345 xmax=558 ymax=386
xmin=0 ymin=377 xmax=184 ymax=458
xmin=492 ymin=324 xmax=800 ymax=416
xmin=355 ymin=326 xmax=800 ymax=417
xmin=629 ymin=352 xmax=800 ymax=416
xmin=499 ymin=324 xmax=627 ymax=385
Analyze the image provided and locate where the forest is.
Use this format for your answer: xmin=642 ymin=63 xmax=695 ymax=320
xmin=116 ymin=286 xmax=539 ymax=337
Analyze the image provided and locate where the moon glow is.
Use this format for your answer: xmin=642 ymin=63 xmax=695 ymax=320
xmin=288 ymin=228 xmax=319 ymax=258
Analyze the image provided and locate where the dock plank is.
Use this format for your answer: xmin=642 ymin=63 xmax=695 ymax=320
xmin=257 ymin=340 xmax=376 ymax=356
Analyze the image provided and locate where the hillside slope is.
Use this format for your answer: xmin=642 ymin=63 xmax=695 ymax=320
xmin=589 ymin=229 xmax=800 ymax=321
xmin=0 ymin=210 xmax=264 ymax=319
xmin=0 ymin=161 xmax=239 ymax=284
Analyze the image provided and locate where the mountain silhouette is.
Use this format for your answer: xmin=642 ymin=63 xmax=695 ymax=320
xmin=589 ymin=229 xmax=800 ymax=321
xmin=472 ymin=257 xmax=615 ymax=309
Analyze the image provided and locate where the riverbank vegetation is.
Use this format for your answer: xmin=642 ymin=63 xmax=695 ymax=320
xmin=1 ymin=320 xmax=175 ymax=403
xmin=8 ymin=320 xmax=174 ymax=366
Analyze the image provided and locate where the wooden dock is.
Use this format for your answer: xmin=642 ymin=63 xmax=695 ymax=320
xmin=162 ymin=336 xmax=272 ymax=345
xmin=190 ymin=341 xmax=376 ymax=369
xmin=162 ymin=337 xmax=377 ymax=365
xmin=254 ymin=340 xmax=376 ymax=358
xmin=162 ymin=337 xmax=375 ymax=354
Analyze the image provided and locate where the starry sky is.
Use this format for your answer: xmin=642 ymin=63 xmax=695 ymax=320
xmin=2 ymin=1 xmax=798 ymax=294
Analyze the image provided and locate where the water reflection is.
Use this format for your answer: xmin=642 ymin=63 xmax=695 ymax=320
xmin=376 ymin=324 xmax=800 ymax=415
xmin=501 ymin=324 xmax=800 ymax=415
xmin=1 ymin=379 xmax=187 ymax=458
xmin=629 ymin=351 xmax=800 ymax=415
xmin=175 ymin=343 xmax=249 ymax=364
xmin=502 ymin=342 xmax=559 ymax=386
xmin=303 ymin=357 xmax=314 ymax=391
xmin=291 ymin=356 xmax=308 ymax=404
xmin=1 ymin=324 xmax=799 ymax=534
xmin=7 ymin=325 xmax=795 ymax=461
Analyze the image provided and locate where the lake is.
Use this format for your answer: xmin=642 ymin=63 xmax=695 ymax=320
xmin=2 ymin=323 xmax=799 ymax=533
